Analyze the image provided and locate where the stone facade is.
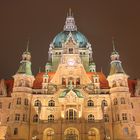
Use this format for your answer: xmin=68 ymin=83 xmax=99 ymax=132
xmin=0 ymin=10 xmax=140 ymax=140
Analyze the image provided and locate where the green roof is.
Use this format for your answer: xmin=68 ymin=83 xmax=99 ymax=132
xmin=53 ymin=31 xmax=88 ymax=48
xmin=110 ymin=61 xmax=125 ymax=75
xmin=59 ymin=89 xmax=83 ymax=98
xmin=17 ymin=61 xmax=32 ymax=75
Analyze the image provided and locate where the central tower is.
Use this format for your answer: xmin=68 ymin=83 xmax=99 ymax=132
xmin=48 ymin=9 xmax=94 ymax=72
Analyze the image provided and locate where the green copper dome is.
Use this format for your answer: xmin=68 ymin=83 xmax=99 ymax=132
xmin=52 ymin=31 xmax=88 ymax=48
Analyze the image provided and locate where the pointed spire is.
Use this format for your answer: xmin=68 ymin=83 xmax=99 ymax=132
xmin=38 ymin=67 xmax=41 ymax=73
xmin=26 ymin=39 xmax=29 ymax=52
xmin=63 ymin=9 xmax=77 ymax=31
xmin=69 ymin=8 xmax=72 ymax=16
xmin=101 ymin=67 xmax=103 ymax=73
xmin=109 ymin=38 xmax=125 ymax=75
xmin=112 ymin=37 xmax=116 ymax=52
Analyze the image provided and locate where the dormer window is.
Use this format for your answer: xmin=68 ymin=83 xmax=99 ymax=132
xmin=69 ymin=48 xmax=73 ymax=54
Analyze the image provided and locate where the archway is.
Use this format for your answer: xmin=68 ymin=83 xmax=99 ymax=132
xmin=88 ymin=128 xmax=100 ymax=140
xmin=43 ymin=128 xmax=54 ymax=140
xmin=64 ymin=127 xmax=79 ymax=140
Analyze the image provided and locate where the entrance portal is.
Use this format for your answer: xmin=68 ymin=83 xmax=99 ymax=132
xmin=64 ymin=127 xmax=79 ymax=140
xmin=88 ymin=128 xmax=100 ymax=140
xmin=43 ymin=128 xmax=54 ymax=140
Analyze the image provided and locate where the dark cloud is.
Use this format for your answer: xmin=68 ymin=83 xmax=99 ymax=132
xmin=0 ymin=0 xmax=140 ymax=79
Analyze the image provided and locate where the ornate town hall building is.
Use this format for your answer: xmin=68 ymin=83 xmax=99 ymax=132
xmin=0 ymin=10 xmax=140 ymax=140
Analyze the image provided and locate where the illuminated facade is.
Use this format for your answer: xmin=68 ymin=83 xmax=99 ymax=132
xmin=0 ymin=10 xmax=140 ymax=140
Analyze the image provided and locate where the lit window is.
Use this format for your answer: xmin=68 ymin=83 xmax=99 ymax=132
xmin=34 ymin=100 xmax=41 ymax=107
xmin=120 ymin=97 xmax=125 ymax=104
xmin=104 ymin=114 xmax=109 ymax=122
xmin=113 ymin=98 xmax=118 ymax=105
xmin=0 ymin=102 xmax=2 ymax=109
xmin=33 ymin=114 xmax=39 ymax=122
xmin=24 ymin=98 xmax=28 ymax=106
xmin=102 ymin=100 xmax=108 ymax=107
xmin=23 ymin=114 xmax=27 ymax=122
xmin=8 ymin=103 xmax=11 ymax=109
xmin=123 ymin=127 xmax=129 ymax=136
xmin=17 ymin=98 xmax=21 ymax=105
xmin=15 ymin=114 xmax=20 ymax=121
xmin=66 ymin=109 xmax=77 ymax=120
xmin=7 ymin=117 xmax=9 ymax=122
xmin=48 ymin=114 xmax=54 ymax=122
xmin=87 ymin=100 xmax=94 ymax=107
xmin=133 ymin=116 xmax=135 ymax=121
xmin=88 ymin=114 xmax=95 ymax=121
xmin=14 ymin=128 xmax=18 ymax=135
xmin=116 ymin=114 xmax=120 ymax=121
xmin=131 ymin=102 xmax=134 ymax=108
xmin=122 ymin=113 xmax=127 ymax=121
xmin=48 ymin=100 xmax=55 ymax=107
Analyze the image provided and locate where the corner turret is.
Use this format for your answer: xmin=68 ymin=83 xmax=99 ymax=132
xmin=107 ymin=39 xmax=129 ymax=92
xmin=13 ymin=41 xmax=34 ymax=92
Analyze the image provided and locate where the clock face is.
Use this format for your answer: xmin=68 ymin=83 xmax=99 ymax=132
xmin=67 ymin=59 xmax=75 ymax=66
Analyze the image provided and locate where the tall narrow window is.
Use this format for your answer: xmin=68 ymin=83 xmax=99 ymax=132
xmin=113 ymin=98 xmax=118 ymax=105
xmin=66 ymin=109 xmax=77 ymax=120
xmin=8 ymin=103 xmax=11 ymax=109
xmin=69 ymin=48 xmax=73 ymax=54
xmin=104 ymin=114 xmax=109 ymax=122
xmin=0 ymin=102 xmax=2 ymax=109
xmin=131 ymin=102 xmax=134 ymax=108
xmin=14 ymin=128 xmax=18 ymax=135
xmin=116 ymin=114 xmax=120 ymax=121
xmin=33 ymin=114 xmax=39 ymax=122
xmin=17 ymin=98 xmax=21 ymax=105
xmin=23 ymin=114 xmax=27 ymax=122
xmin=122 ymin=113 xmax=127 ymax=121
xmin=120 ymin=97 xmax=125 ymax=104
xmin=24 ymin=98 xmax=28 ymax=106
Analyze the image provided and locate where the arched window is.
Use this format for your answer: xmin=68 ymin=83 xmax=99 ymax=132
xmin=34 ymin=100 xmax=41 ymax=107
xmin=24 ymin=98 xmax=28 ymax=106
xmin=102 ymin=100 xmax=108 ymax=107
xmin=14 ymin=128 xmax=18 ymax=135
xmin=123 ymin=127 xmax=129 ymax=136
xmin=48 ymin=100 xmax=55 ymax=107
xmin=66 ymin=109 xmax=77 ymax=120
xmin=33 ymin=114 xmax=39 ymax=122
xmin=48 ymin=114 xmax=54 ymax=122
xmin=17 ymin=98 xmax=21 ymax=105
xmin=120 ymin=97 xmax=125 ymax=104
xmin=113 ymin=98 xmax=118 ymax=105
xmin=104 ymin=114 xmax=109 ymax=122
xmin=87 ymin=100 xmax=94 ymax=107
xmin=0 ymin=102 xmax=2 ymax=109
xmin=88 ymin=114 xmax=95 ymax=121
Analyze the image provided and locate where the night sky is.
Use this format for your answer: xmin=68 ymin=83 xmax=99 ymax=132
xmin=0 ymin=1 xmax=140 ymax=79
